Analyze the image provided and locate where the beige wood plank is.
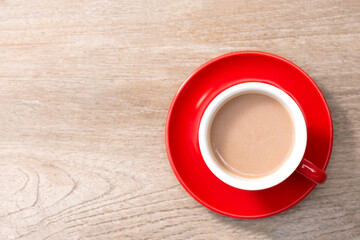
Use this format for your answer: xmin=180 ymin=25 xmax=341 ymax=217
xmin=0 ymin=0 xmax=359 ymax=239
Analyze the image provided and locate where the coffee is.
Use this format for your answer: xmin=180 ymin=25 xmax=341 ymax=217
xmin=210 ymin=93 xmax=295 ymax=178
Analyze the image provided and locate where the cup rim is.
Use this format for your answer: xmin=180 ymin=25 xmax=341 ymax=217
xmin=198 ymin=82 xmax=307 ymax=190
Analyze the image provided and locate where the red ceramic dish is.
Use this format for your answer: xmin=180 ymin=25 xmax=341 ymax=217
xmin=165 ymin=51 xmax=333 ymax=218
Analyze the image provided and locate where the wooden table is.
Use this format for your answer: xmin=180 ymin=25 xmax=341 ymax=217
xmin=1 ymin=0 xmax=359 ymax=239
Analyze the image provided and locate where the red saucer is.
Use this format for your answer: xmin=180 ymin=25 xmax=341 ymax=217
xmin=165 ymin=51 xmax=333 ymax=218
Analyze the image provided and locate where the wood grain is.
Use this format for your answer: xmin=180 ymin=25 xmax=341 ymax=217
xmin=0 ymin=0 xmax=359 ymax=239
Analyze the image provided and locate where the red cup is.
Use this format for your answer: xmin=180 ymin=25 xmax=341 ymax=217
xmin=198 ymin=82 xmax=326 ymax=190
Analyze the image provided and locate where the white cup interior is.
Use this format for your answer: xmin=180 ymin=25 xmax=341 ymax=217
xmin=198 ymin=82 xmax=307 ymax=190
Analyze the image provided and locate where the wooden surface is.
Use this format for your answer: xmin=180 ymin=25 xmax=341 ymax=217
xmin=0 ymin=0 xmax=359 ymax=239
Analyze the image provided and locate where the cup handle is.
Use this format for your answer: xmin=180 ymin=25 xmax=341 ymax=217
xmin=296 ymin=158 xmax=327 ymax=184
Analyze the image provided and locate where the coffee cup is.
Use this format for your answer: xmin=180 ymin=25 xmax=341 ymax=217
xmin=198 ymin=82 xmax=327 ymax=190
